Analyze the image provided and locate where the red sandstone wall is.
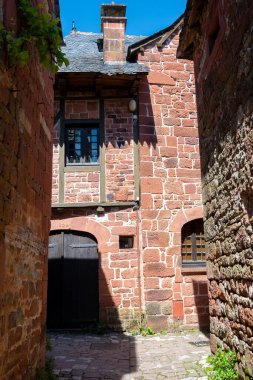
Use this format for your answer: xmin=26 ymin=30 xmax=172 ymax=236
xmin=52 ymin=101 xmax=60 ymax=204
xmin=64 ymin=172 xmax=100 ymax=203
xmin=105 ymin=99 xmax=135 ymax=202
xmin=51 ymin=208 xmax=140 ymax=330
xmin=65 ymin=99 xmax=99 ymax=120
xmin=0 ymin=1 xmax=55 ymax=379
xmin=52 ymin=98 xmax=135 ymax=204
xmin=138 ymin=27 xmax=209 ymax=328
xmin=51 ymin=27 xmax=209 ymax=331
xmin=178 ymin=0 xmax=253 ymax=376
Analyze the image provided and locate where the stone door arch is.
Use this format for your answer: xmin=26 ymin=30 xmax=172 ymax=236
xmin=47 ymin=230 xmax=99 ymax=328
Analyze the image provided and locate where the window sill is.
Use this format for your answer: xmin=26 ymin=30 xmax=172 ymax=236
xmin=181 ymin=267 xmax=207 ymax=275
xmin=64 ymin=165 xmax=100 ymax=173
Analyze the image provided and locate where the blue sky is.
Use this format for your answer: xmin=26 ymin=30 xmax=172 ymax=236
xmin=59 ymin=0 xmax=187 ymax=37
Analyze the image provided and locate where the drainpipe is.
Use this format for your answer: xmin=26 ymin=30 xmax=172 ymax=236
xmin=133 ymin=93 xmax=144 ymax=325
xmin=135 ymin=206 xmax=144 ymax=326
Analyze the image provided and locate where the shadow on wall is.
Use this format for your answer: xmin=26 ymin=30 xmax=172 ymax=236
xmin=47 ymin=228 xmax=138 ymax=378
xmin=192 ymin=279 xmax=210 ymax=337
xmin=138 ymin=76 xmax=158 ymax=149
xmin=53 ymin=77 xmax=158 ymax=152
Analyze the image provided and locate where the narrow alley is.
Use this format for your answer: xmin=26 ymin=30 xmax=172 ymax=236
xmin=48 ymin=331 xmax=210 ymax=380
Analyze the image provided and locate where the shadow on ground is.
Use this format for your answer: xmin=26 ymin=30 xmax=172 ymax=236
xmin=47 ymin=330 xmax=210 ymax=380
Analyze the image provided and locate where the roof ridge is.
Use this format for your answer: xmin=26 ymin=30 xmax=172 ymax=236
xmin=64 ymin=31 xmax=147 ymax=38
xmin=127 ymin=14 xmax=184 ymax=57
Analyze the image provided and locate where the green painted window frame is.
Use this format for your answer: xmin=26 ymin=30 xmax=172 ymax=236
xmin=64 ymin=119 xmax=101 ymax=172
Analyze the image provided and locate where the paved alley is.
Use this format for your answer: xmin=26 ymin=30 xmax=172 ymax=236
xmin=48 ymin=330 xmax=210 ymax=380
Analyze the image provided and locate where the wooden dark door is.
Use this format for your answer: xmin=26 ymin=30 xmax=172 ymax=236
xmin=47 ymin=231 xmax=99 ymax=329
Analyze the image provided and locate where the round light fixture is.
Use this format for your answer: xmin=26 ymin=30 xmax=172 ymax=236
xmin=128 ymin=99 xmax=137 ymax=112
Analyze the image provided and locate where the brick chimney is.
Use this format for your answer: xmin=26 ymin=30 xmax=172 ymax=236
xmin=101 ymin=4 xmax=127 ymax=64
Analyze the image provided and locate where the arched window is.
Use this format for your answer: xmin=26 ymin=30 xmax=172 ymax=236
xmin=181 ymin=218 xmax=206 ymax=268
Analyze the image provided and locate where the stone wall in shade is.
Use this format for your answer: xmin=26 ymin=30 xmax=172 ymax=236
xmin=178 ymin=0 xmax=253 ymax=377
xmin=0 ymin=1 xmax=55 ymax=379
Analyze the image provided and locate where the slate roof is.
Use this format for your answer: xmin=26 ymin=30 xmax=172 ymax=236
xmin=59 ymin=32 xmax=149 ymax=75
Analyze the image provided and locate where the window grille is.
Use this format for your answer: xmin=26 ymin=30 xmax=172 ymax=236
xmin=181 ymin=219 xmax=206 ymax=267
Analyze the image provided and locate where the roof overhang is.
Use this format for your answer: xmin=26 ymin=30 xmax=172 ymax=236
xmin=55 ymin=71 xmax=146 ymax=97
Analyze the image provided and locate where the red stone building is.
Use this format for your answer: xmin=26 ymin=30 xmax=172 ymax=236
xmin=50 ymin=4 xmax=209 ymax=331
xmin=178 ymin=0 xmax=253 ymax=376
xmin=0 ymin=1 xmax=58 ymax=379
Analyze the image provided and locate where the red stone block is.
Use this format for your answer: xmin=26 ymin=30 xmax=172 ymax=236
xmin=185 ymin=184 xmax=196 ymax=194
xmin=146 ymin=289 xmax=173 ymax=301
xmin=173 ymin=301 xmax=184 ymax=319
xmin=121 ymin=269 xmax=138 ymax=279
xmin=160 ymin=147 xmax=177 ymax=157
xmin=165 ymin=181 xmax=183 ymax=195
xmin=147 ymin=71 xmax=175 ymax=85
xmin=144 ymin=262 xmax=171 ymax=278
xmin=147 ymin=232 xmax=169 ymax=247
xmin=140 ymin=161 xmax=153 ymax=177
xmin=141 ymin=194 xmax=153 ymax=209
xmin=143 ymin=248 xmax=160 ymax=263
xmin=144 ymin=277 xmax=160 ymax=289
xmin=141 ymin=178 xmax=163 ymax=194
xmin=174 ymin=126 xmax=198 ymax=137
xmin=161 ymin=277 xmax=173 ymax=288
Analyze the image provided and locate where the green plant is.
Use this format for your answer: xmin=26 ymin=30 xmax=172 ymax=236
xmin=130 ymin=313 xmax=155 ymax=336
xmin=0 ymin=0 xmax=68 ymax=72
xmin=140 ymin=326 xmax=155 ymax=336
xmin=35 ymin=357 xmax=58 ymax=380
xmin=205 ymin=348 xmax=239 ymax=380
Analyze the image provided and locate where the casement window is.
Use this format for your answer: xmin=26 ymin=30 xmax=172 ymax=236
xmin=181 ymin=218 xmax=206 ymax=268
xmin=65 ymin=124 xmax=99 ymax=165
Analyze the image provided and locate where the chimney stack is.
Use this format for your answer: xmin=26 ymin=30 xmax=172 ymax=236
xmin=101 ymin=4 xmax=127 ymax=64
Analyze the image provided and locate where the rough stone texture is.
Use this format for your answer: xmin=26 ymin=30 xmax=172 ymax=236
xmin=0 ymin=1 xmax=55 ymax=379
xmin=64 ymin=172 xmax=100 ymax=203
xmin=51 ymin=18 xmax=209 ymax=331
xmin=178 ymin=0 xmax=253 ymax=377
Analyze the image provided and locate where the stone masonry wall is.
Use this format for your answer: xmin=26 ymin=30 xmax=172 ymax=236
xmin=51 ymin=27 xmax=209 ymax=331
xmin=184 ymin=0 xmax=253 ymax=377
xmin=138 ymin=27 xmax=209 ymax=329
xmin=0 ymin=1 xmax=55 ymax=379
xmin=64 ymin=172 xmax=100 ymax=203
xmin=51 ymin=207 xmax=140 ymax=331
xmin=52 ymin=98 xmax=135 ymax=204
xmin=105 ymin=99 xmax=135 ymax=202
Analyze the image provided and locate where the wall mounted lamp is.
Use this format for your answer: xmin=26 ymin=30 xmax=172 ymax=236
xmin=128 ymin=99 xmax=137 ymax=113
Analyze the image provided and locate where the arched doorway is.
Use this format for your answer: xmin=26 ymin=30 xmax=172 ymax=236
xmin=47 ymin=230 xmax=99 ymax=329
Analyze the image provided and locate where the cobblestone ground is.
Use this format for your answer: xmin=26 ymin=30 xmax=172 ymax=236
xmin=48 ymin=331 xmax=210 ymax=380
